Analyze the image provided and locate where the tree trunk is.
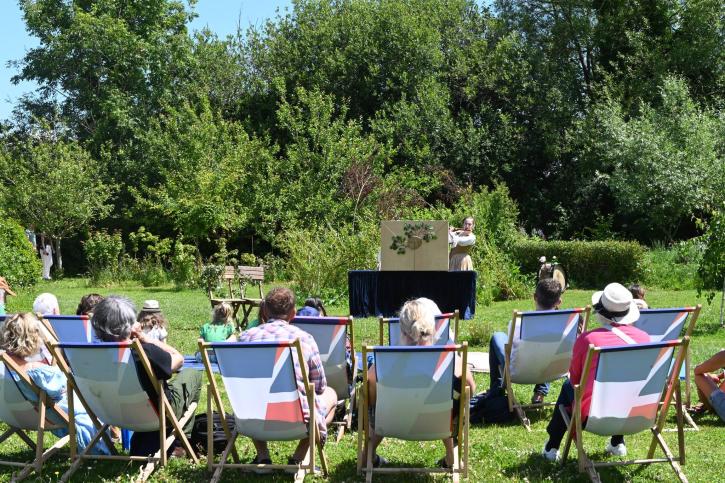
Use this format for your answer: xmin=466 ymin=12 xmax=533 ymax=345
xmin=54 ymin=238 xmax=63 ymax=273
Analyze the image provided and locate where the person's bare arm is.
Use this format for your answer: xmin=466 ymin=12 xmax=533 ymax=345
xmin=132 ymin=324 xmax=184 ymax=372
xmin=694 ymin=349 xmax=725 ymax=375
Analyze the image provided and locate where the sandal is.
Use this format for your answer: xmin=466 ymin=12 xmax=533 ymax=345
xmin=687 ymin=403 xmax=707 ymax=415
xmin=372 ymin=454 xmax=388 ymax=468
xmin=436 ymin=457 xmax=453 ymax=469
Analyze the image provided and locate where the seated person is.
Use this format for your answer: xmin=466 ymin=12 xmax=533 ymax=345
xmin=629 ymin=284 xmax=649 ymax=309
xmin=542 ymin=283 xmax=649 ymax=461
xmin=296 ymin=297 xmax=327 ymax=317
xmin=76 ymin=293 xmax=105 ymax=317
xmin=91 ymin=296 xmax=201 ymax=458
xmin=1 ymin=313 xmax=110 ymax=454
xmin=33 ymin=292 xmax=60 ymax=315
xmin=196 ymin=302 xmax=236 ymax=362
xmin=489 ymin=279 xmax=563 ymax=404
xmin=238 ymin=287 xmax=337 ymax=466
xmin=693 ymin=350 xmax=725 ymax=422
xmin=137 ymin=300 xmax=169 ymax=343
xmin=365 ymin=298 xmax=476 ymax=468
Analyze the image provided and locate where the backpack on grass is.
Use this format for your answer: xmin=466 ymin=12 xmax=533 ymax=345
xmin=470 ymin=391 xmax=515 ymax=424
xmin=190 ymin=412 xmax=235 ymax=454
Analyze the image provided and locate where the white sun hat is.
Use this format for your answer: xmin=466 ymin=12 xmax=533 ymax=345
xmin=591 ymin=282 xmax=640 ymax=325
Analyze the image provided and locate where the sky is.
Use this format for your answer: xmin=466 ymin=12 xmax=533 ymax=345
xmin=0 ymin=0 xmax=293 ymax=121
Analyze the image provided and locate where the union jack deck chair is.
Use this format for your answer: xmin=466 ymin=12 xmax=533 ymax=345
xmin=378 ymin=310 xmax=460 ymax=346
xmin=41 ymin=315 xmax=100 ymax=344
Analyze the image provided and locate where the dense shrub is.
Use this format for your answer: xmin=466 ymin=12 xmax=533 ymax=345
xmin=511 ymin=239 xmax=646 ymax=289
xmin=698 ymin=207 xmax=725 ymax=301
xmin=170 ymin=240 xmax=198 ymax=289
xmin=83 ymin=230 xmax=123 ymax=284
xmin=642 ymin=240 xmax=702 ymax=290
xmin=0 ymin=216 xmax=41 ymax=287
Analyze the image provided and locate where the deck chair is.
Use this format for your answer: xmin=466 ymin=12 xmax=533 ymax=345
xmin=358 ymin=343 xmax=471 ymax=482
xmin=633 ymin=305 xmax=701 ymax=430
xmin=199 ymin=339 xmax=328 ymax=483
xmin=52 ymin=340 xmax=198 ymax=482
xmin=0 ymin=352 xmax=72 ymax=481
xmin=41 ymin=315 xmax=100 ymax=344
xmin=503 ymin=307 xmax=590 ymax=430
xmin=378 ymin=310 xmax=459 ymax=346
xmin=559 ymin=338 xmax=690 ymax=483
xmin=292 ymin=315 xmax=355 ymax=442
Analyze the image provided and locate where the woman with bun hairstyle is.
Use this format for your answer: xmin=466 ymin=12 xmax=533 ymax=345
xmin=363 ymin=298 xmax=475 ymax=468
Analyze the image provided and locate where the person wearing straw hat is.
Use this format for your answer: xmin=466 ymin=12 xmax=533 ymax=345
xmin=542 ymin=283 xmax=650 ymax=462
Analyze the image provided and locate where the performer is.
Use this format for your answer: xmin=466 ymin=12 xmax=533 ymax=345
xmin=449 ymin=217 xmax=475 ymax=271
xmin=40 ymin=237 xmax=53 ymax=280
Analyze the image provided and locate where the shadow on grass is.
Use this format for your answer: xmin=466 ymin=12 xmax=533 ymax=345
xmin=503 ymin=450 xmax=648 ymax=482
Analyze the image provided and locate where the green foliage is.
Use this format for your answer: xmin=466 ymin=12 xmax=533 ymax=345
xmin=279 ymin=220 xmax=378 ymax=303
xmin=512 ymin=239 xmax=646 ymax=289
xmin=642 ymin=241 xmax=702 ymax=291
xmin=451 ymin=185 xmax=522 ymax=251
xmin=169 ymin=240 xmax=198 ymax=289
xmin=82 ymin=231 xmax=123 ymax=284
xmin=697 ymin=207 xmax=725 ymax=300
xmin=0 ymin=216 xmax=41 ymax=287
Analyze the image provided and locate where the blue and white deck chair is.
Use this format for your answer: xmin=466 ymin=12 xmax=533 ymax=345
xmin=52 ymin=340 xmax=198 ymax=482
xmin=198 ymin=339 xmax=328 ymax=483
xmin=41 ymin=315 xmax=100 ymax=344
xmin=633 ymin=305 xmax=701 ymax=429
xmin=504 ymin=307 xmax=590 ymax=430
xmin=358 ymin=343 xmax=470 ymax=482
xmin=378 ymin=310 xmax=459 ymax=346
xmin=292 ymin=315 xmax=355 ymax=442
xmin=559 ymin=338 xmax=690 ymax=483
xmin=0 ymin=351 xmax=73 ymax=481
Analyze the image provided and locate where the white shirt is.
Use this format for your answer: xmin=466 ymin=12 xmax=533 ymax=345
xmin=448 ymin=231 xmax=476 ymax=248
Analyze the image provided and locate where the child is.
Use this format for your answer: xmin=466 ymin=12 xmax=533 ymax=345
xmin=629 ymin=284 xmax=649 ymax=309
xmin=196 ymin=302 xmax=236 ymax=363
xmin=136 ymin=299 xmax=169 ymax=343
xmin=76 ymin=293 xmax=104 ymax=316
xmin=296 ymin=297 xmax=327 ymax=317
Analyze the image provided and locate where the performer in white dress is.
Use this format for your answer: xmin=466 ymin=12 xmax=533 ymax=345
xmin=40 ymin=240 xmax=53 ymax=280
xmin=448 ymin=217 xmax=476 ymax=271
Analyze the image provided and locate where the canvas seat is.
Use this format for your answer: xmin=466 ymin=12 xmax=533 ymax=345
xmin=559 ymin=338 xmax=690 ymax=483
xmin=378 ymin=310 xmax=459 ymax=346
xmin=52 ymin=341 xmax=198 ymax=482
xmin=198 ymin=339 xmax=328 ymax=483
xmin=292 ymin=315 xmax=356 ymax=442
xmin=503 ymin=307 xmax=589 ymax=429
xmin=41 ymin=315 xmax=100 ymax=344
xmin=358 ymin=343 xmax=471 ymax=482
xmin=633 ymin=306 xmax=701 ymax=430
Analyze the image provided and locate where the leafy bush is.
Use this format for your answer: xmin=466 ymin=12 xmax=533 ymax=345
xmin=511 ymin=239 xmax=646 ymax=289
xmin=83 ymin=230 xmax=123 ymax=284
xmin=280 ymin=220 xmax=378 ymax=304
xmin=642 ymin=239 xmax=703 ymax=290
xmin=0 ymin=216 xmax=41 ymax=287
xmin=139 ymin=262 xmax=168 ymax=287
xmin=170 ymin=240 xmax=198 ymax=289
xmin=697 ymin=207 xmax=725 ymax=301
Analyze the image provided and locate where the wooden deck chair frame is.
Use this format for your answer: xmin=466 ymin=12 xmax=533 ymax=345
xmin=208 ymin=266 xmax=245 ymax=323
xmin=634 ymin=305 xmax=701 ymax=431
xmin=357 ymin=342 xmax=471 ymax=482
xmin=504 ymin=307 xmax=591 ymax=430
xmin=199 ymin=339 xmax=328 ymax=483
xmin=236 ymin=265 xmax=265 ymax=330
xmin=0 ymin=352 xmax=73 ymax=481
xmin=51 ymin=340 xmax=198 ymax=482
xmin=292 ymin=315 xmax=356 ymax=443
xmin=378 ymin=310 xmax=460 ymax=345
xmin=559 ymin=337 xmax=690 ymax=483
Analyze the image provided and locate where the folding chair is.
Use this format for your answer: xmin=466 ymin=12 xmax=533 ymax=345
xmin=560 ymin=338 xmax=690 ymax=483
xmin=292 ymin=315 xmax=356 ymax=442
xmin=199 ymin=339 xmax=328 ymax=483
xmin=0 ymin=352 xmax=72 ymax=481
xmin=41 ymin=315 xmax=100 ymax=344
xmin=378 ymin=310 xmax=459 ymax=345
xmin=52 ymin=341 xmax=198 ymax=482
xmin=503 ymin=307 xmax=590 ymax=430
xmin=634 ymin=306 xmax=701 ymax=430
xmin=358 ymin=343 xmax=471 ymax=482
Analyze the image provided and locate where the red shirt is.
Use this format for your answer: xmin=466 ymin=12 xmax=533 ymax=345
xmin=570 ymin=325 xmax=650 ymax=419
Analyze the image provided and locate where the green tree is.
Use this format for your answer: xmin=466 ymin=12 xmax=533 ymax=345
xmin=0 ymin=135 xmax=112 ymax=271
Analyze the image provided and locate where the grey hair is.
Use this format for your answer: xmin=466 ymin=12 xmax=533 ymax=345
xmin=91 ymin=295 xmax=136 ymax=342
xmin=33 ymin=293 xmax=59 ymax=315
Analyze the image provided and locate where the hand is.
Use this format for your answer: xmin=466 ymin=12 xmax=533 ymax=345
xmin=130 ymin=323 xmax=147 ymax=343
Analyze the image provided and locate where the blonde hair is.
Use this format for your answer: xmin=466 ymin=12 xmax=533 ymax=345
xmin=212 ymin=302 xmax=233 ymax=325
xmin=1 ymin=313 xmax=45 ymax=358
xmin=399 ymin=299 xmax=435 ymax=345
xmin=137 ymin=311 xmax=168 ymax=331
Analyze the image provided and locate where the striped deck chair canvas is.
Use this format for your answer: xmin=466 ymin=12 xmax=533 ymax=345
xmin=0 ymin=353 xmax=71 ymax=481
xmin=54 ymin=341 xmax=198 ymax=482
xmin=359 ymin=344 xmax=470 ymax=482
xmin=504 ymin=307 xmax=589 ymax=430
xmin=292 ymin=316 xmax=355 ymax=442
xmin=633 ymin=305 xmax=701 ymax=429
xmin=560 ymin=339 xmax=689 ymax=483
xmin=379 ymin=311 xmax=459 ymax=346
xmin=42 ymin=315 xmax=100 ymax=344
xmin=199 ymin=340 xmax=328 ymax=482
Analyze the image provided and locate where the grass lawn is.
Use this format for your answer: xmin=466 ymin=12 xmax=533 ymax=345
xmin=1 ymin=279 xmax=723 ymax=482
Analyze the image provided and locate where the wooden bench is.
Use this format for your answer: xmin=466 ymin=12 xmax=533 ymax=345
xmin=208 ymin=265 xmax=265 ymax=330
